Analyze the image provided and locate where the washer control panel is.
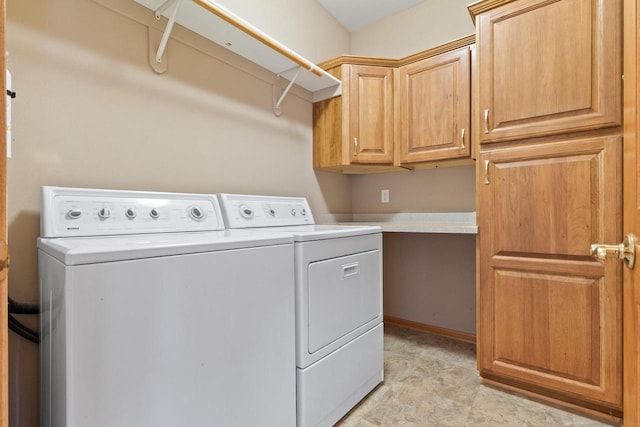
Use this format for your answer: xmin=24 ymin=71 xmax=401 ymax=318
xmin=41 ymin=186 xmax=224 ymax=237
xmin=217 ymin=194 xmax=314 ymax=228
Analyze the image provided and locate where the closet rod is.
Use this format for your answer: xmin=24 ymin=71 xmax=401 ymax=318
xmin=191 ymin=0 xmax=323 ymax=77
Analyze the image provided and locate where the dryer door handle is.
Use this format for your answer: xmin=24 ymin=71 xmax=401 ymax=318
xmin=342 ymin=262 xmax=360 ymax=278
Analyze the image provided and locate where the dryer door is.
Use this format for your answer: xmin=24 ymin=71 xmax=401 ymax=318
xmin=308 ymin=250 xmax=382 ymax=353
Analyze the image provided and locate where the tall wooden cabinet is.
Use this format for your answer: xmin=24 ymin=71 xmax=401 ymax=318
xmin=477 ymin=136 xmax=622 ymax=409
xmin=470 ymin=0 xmax=623 ymax=417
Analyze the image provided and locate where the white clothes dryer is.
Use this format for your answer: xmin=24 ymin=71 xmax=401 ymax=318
xmin=217 ymin=193 xmax=384 ymax=427
xmin=38 ymin=187 xmax=296 ymax=427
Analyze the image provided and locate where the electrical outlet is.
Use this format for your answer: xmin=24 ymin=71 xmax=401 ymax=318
xmin=381 ymin=189 xmax=390 ymax=203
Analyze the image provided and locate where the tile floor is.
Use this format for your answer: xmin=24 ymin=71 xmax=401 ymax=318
xmin=337 ymin=324 xmax=614 ymax=427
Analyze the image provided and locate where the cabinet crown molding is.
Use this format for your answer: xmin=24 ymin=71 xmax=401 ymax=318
xmin=467 ymin=0 xmax=518 ymax=21
xmin=317 ymin=35 xmax=475 ymax=70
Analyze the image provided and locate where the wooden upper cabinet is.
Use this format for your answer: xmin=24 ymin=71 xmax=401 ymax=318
xmin=313 ymin=63 xmax=396 ymax=173
xmin=313 ymin=35 xmax=475 ymax=173
xmin=398 ymin=46 xmax=471 ymax=164
xmin=348 ymin=65 xmax=395 ymax=164
xmin=473 ymin=0 xmax=621 ymax=144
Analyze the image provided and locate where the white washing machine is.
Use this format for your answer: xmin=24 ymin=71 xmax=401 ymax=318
xmin=217 ymin=194 xmax=384 ymax=427
xmin=38 ymin=187 xmax=296 ymax=427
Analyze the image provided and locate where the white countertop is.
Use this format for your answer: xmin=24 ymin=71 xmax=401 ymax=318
xmin=317 ymin=212 xmax=478 ymax=234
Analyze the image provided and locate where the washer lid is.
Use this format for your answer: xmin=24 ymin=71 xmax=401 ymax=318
xmin=243 ymin=224 xmax=381 ymax=241
xmin=37 ymin=230 xmax=293 ymax=265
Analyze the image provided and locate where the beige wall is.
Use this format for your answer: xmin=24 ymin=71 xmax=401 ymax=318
xmin=6 ymin=0 xmax=349 ymax=425
xmin=350 ymin=0 xmax=476 ymax=58
xmin=352 ymin=165 xmax=475 ymax=213
xmin=383 ymin=233 xmax=476 ymax=335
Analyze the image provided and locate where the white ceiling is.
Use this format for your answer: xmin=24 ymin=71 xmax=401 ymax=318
xmin=315 ymin=0 xmax=426 ymax=32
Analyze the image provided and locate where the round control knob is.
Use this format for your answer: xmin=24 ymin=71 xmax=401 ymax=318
xmin=66 ymin=209 xmax=82 ymax=219
xmin=301 ymin=208 xmax=307 ymax=217
xmin=149 ymin=208 xmax=159 ymax=220
xmin=189 ymin=206 xmax=205 ymax=221
xmin=290 ymin=208 xmax=297 ymax=216
xmin=239 ymin=205 xmax=254 ymax=219
xmin=98 ymin=207 xmax=111 ymax=220
xmin=125 ymin=208 xmax=136 ymax=219
xmin=268 ymin=208 xmax=276 ymax=217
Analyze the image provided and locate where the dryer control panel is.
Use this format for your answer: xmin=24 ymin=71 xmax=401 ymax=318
xmin=41 ymin=186 xmax=224 ymax=237
xmin=217 ymin=194 xmax=314 ymax=228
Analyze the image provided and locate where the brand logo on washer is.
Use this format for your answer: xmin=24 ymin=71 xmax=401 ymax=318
xmin=66 ymin=227 xmax=80 ymax=231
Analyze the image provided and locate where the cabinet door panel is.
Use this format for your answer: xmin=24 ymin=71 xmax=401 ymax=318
xmin=349 ymin=66 xmax=394 ymax=164
xmin=477 ymin=135 xmax=622 ymax=409
xmin=399 ymin=47 xmax=470 ymax=163
xmin=491 ymin=153 xmax=598 ymax=256
xmin=476 ymin=0 xmax=621 ymax=143
xmin=493 ymin=269 xmax=600 ymax=384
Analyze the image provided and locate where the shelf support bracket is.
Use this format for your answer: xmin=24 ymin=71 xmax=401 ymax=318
xmin=154 ymin=0 xmax=183 ymax=64
xmin=273 ymin=66 xmax=302 ymax=116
